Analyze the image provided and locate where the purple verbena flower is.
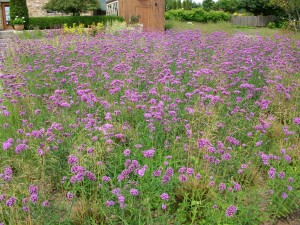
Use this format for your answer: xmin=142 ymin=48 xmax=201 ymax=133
xmin=142 ymin=149 xmax=155 ymax=158
xmin=268 ymin=167 xmax=276 ymax=179
xmin=129 ymin=189 xmax=139 ymax=196
xmin=160 ymin=193 xmax=169 ymax=201
xmin=105 ymin=200 xmax=115 ymax=207
xmin=225 ymin=205 xmax=237 ymax=217
xmin=29 ymin=185 xmax=38 ymax=194
xmin=6 ymin=196 xmax=16 ymax=207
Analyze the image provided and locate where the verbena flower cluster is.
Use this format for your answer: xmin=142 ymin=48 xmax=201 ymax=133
xmin=0 ymin=30 xmax=299 ymax=224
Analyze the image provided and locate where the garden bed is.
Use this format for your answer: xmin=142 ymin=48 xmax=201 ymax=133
xmin=0 ymin=30 xmax=299 ymax=224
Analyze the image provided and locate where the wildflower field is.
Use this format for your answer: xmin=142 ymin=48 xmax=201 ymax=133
xmin=0 ymin=30 xmax=300 ymax=224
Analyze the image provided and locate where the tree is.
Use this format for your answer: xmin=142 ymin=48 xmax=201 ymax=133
xmin=240 ymin=0 xmax=282 ymax=15
xmin=271 ymin=0 xmax=300 ymax=19
xmin=215 ymin=0 xmax=241 ymax=13
xmin=165 ymin=0 xmax=174 ymax=11
xmin=10 ymin=0 xmax=29 ymax=26
xmin=202 ymin=0 xmax=216 ymax=11
xmin=44 ymin=0 xmax=100 ymax=16
xmin=191 ymin=1 xmax=202 ymax=8
xmin=183 ymin=0 xmax=192 ymax=10
xmin=177 ymin=0 xmax=182 ymax=9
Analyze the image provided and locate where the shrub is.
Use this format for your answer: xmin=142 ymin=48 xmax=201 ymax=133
xmin=165 ymin=8 xmax=231 ymax=23
xmin=267 ymin=22 xmax=276 ymax=29
xmin=274 ymin=17 xmax=289 ymax=29
xmin=62 ymin=22 xmax=103 ymax=36
xmin=9 ymin=0 xmax=29 ymax=27
xmin=28 ymin=15 xmax=124 ymax=30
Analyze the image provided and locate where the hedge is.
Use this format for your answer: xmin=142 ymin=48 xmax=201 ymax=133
xmin=28 ymin=16 xmax=124 ymax=29
xmin=165 ymin=8 xmax=231 ymax=23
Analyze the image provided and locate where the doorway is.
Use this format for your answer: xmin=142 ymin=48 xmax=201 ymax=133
xmin=1 ymin=3 xmax=12 ymax=30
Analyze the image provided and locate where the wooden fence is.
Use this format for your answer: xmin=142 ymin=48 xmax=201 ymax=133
xmin=231 ymin=16 xmax=276 ymax=27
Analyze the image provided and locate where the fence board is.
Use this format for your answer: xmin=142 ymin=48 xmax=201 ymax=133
xmin=231 ymin=16 xmax=276 ymax=27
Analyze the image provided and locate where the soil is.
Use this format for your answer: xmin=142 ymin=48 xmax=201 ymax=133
xmin=264 ymin=210 xmax=300 ymax=225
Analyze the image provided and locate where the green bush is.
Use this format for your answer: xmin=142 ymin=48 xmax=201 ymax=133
xmin=28 ymin=16 xmax=124 ymax=30
xmin=165 ymin=8 xmax=231 ymax=23
xmin=267 ymin=22 xmax=276 ymax=29
xmin=274 ymin=17 xmax=289 ymax=29
xmin=9 ymin=0 xmax=29 ymax=27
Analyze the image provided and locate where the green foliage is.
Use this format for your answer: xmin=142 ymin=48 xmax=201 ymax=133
xmin=16 ymin=30 xmax=44 ymax=40
xmin=166 ymin=0 xmax=195 ymax=10
xmin=165 ymin=0 xmax=174 ymax=11
xmin=215 ymin=0 xmax=242 ymax=13
xmin=44 ymin=0 xmax=100 ymax=16
xmin=165 ymin=8 xmax=231 ymax=23
xmin=202 ymin=0 xmax=216 ymax=11
xmin=240 ymin=0 xmax=284 ymax=15
xmin=28 ymin=16 xmax=124 ymax=30
xmin=270 ymin=0 xmax=300 ymax=20
xmin=182 ymin=0 xmax=192 ymax=10
xmin=267 ymin=21 xmax=277 ymax=28
xmin=164 ymin=20 xmax=175 ymax=30
xmin=11 ymin=16 xmax=25 ymax=25
xmin=9 ymin=0 xmax=29 ymax=27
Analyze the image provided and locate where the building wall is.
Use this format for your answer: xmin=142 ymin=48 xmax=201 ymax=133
xmin=0 ymin=6 xmax=3 ymax=30
xmin=27 ymin=0 xmax=49 ymax=17
xmin=118 ymin=0 xmax=165 ymax=31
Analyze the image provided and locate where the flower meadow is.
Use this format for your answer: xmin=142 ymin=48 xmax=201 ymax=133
xmin=0 ymin=30 xmax=300 ymax=224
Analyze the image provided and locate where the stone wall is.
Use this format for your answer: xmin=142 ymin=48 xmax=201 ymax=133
xmin=27 ymin=0 xmax=49 ymax=17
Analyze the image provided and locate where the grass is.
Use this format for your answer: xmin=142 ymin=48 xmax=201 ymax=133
xmin=166 ymin=20 xmax=300 ymax=39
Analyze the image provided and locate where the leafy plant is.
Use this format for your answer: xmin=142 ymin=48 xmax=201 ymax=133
xmin=267 ymin=21 xmax=276 ymax=28
xmin=11 ymin=16 xmax=26 ymax=25
xmin=129 ymin=15 xmax=140 ymax=24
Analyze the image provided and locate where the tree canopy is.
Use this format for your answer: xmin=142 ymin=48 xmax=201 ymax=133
xmin=271 ymin=0 xmax=300 ymax=19
xmin=240 ymin=0 xmax=283 ymax=15
xmin=215 ymin=0 xmax=241 ymax=13
xmin=202 ymin=0 xmax=216 ymax=11
xmin=44 ymin=0 xmax=100 ymax=16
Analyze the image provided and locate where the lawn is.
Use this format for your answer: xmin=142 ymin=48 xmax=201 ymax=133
xmin=167 ymin=21 xmax=300 ymax=39
xmin=0 ymin=28 xmax=299 ymax=225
